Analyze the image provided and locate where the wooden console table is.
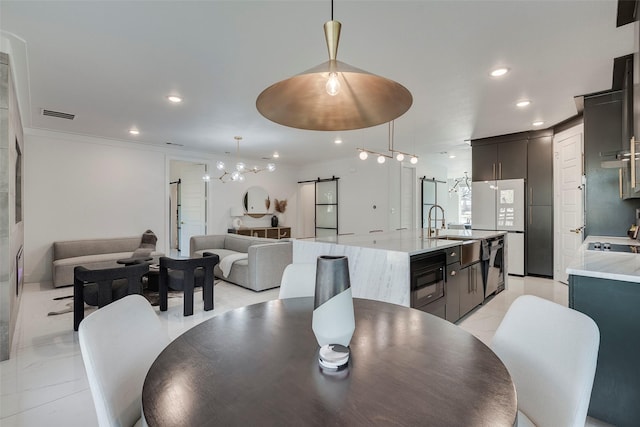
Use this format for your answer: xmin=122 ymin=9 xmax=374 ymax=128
xmin=228 ymin=226 xmax=291 ymax=239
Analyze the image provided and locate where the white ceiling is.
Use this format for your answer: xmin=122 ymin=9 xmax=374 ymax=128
xmin=1 ymin=1 xmax=635 ymax=178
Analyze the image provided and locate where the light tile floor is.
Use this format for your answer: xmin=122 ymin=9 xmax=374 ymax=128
xmin=0 ymin=276 xmax=612 ymax=426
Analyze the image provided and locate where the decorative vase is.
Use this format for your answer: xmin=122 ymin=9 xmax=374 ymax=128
xmin=312 ymin=256 xmax=355 ymax=349
xmin=277 ymin=212 xmax=286 ymax=226
xmin=271 ymin=215 xmax=279 ymax=227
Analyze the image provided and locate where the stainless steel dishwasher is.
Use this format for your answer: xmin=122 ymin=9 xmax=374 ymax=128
xmin=484 ymin=236 xmax=505 ymax=299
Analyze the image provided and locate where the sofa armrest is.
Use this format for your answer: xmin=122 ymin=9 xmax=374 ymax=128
xmin=247 ymin=242 xmax=293 ymax=292
xmin=190 ymin=235 xmax=226 ymax=257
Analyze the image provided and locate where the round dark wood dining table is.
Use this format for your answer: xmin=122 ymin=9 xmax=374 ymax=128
xmin=142 ymin=298 xmax=517 ymax=426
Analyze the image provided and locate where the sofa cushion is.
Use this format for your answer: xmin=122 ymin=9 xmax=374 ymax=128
xmin=219 ymin=261 xmax=248 ymax=289
xmin=54 ymin=238 xmax=140 ymax=260
xmin=194 ymin=249 xmax=239 ymax=260
xmin=54 ymin=252 xmax=137 ymax=268
xmin=223 ymin=235 xmax=256 ymax=253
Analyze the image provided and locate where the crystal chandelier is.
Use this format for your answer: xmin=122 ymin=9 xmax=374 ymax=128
xmin=214 ymin=136 xmax=276 ymax=183
xmin=449 ymin=172 xmax=471 ymax=193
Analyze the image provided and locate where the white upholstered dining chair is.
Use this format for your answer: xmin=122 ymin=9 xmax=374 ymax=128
xmin=278 ymin=263 xmax=317 ymax=299
xmin=490 ymin=295 xmax=600 ymax=427
xmin=79 ymin=294 xmax=170 ymax=427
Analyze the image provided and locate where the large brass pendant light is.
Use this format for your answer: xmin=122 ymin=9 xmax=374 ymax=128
xmin=256 ymin=1 xmax=412 ymax=131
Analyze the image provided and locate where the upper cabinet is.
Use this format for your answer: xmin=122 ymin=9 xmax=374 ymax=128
xmin=527 ymin=135 xmax=554 ymax=206
xmin=471 ymin=135 xmax=528 ymax=181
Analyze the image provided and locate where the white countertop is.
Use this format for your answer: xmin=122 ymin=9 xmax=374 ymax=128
xmin=566 ymin=236 xmax=640 ymax=283
xmin=297 ymin=229 xmax=506 ymax=256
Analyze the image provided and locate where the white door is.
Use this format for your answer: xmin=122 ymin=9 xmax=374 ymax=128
xmin=400 ymin=165 xmax=415 ymax=229
xmin=179 ymin=163 xmax=207 ymax=255
xmin=297 ymin=182 xmax=316 ymax=239
xmin=553 ymin=125 xmax=584 ymax=283
xmin=170 ymin=183 xmax=179 ymax=249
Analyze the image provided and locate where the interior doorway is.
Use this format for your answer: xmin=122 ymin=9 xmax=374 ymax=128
xmin=297 ymin=177 xmax=340 ymax=238
xmin=553 ymin=124 xmax=585 ymax=283
xmin=297 ymin=182 xmax=316 ymax=239
xmin=169 ymin=160 xmax=208 ymax=256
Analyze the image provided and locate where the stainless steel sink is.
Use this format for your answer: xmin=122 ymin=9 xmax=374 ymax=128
xmin=435 ymin=236 xmax=482 ymax=266
xmin=434 ymin=235 xmax=473 ymax=241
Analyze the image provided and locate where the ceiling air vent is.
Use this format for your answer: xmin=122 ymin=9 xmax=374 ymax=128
xmin=41 ymin=109 xmax=75 ymax=120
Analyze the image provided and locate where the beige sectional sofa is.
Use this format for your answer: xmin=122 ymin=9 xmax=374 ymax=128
xmin=190 ymin=233 xmax=292 ymax=292
xmin=52 ymin=236 xmax=163 ymax=287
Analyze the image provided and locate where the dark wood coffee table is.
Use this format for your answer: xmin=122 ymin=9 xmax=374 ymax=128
xmin=142 ymin=298 xmax=516 ymax=426
xmin=116 ymin=256 xmax=152 ymax=266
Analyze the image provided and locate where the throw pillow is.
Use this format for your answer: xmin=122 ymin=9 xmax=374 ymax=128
xmin=140 ymin=229 xmax=157 ymax=249
xmin=132 ymin=247 xmax=153 ymax=258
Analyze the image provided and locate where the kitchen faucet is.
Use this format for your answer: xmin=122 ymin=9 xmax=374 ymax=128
xmin=427 ymin=204 xmax=446 ymax=237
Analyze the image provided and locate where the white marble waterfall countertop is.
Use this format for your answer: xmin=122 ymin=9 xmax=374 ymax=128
xmin=294 ymin=229 xmax=508 ymax=306
xmin=566 ymin=236 xmax=640 ymax=283
xmin=298 ymin=229 xmax=506 ymax=256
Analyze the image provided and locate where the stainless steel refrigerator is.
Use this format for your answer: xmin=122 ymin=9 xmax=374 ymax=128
xmin=471 ymin=179 xmax=525 ymax=275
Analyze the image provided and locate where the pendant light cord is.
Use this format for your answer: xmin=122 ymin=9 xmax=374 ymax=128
xmin=331 ymin=0 xmax=334 ymax=20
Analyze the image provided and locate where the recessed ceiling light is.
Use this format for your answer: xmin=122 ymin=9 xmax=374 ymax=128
xmin=334 ymin=138 xmax=342 ymax=144
xmin=532 ymin=121 xmax=544 ymax=127
xmin=449 ymin=154 xmax=456 ymax=159
xmin=129 ymin=129 xmax=140 ymax=135
xmin=167 ymin=95 xmax=182 ymax=103
xmin=516 ymin=100 xmax=531 ymax=108
xmin=490 ymin=67 xmax=510 ymax=77
xmin=273 ymin=152 xmax=280 ymax=158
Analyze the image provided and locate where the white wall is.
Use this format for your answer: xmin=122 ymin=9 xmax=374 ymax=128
xmin=205 ymin=163 xmax=299 ymax=234
xmin=24 ymin=129 xmax=299 ymax=283
xmin=295 ymin=154 xmax=447 ymax=236
xmin=25 ymin=131 xmax=168 ymax=283
xmin=24 ymin=127 xmax=453 ymax=283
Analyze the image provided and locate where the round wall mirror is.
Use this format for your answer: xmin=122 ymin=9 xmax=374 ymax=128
xmin=243 ymin=186 xmax=271 ymax=217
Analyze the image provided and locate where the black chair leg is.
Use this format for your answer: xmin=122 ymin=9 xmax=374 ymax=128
xmin=73 ymin=280 xmax=84 ymax=331
xmin=204 ymin=281 xmax=214 ymax=311
xmin=184 ymin=285 xmax=194 ymax=316
xmin=159 ymin=269 xmax=168 ymax=312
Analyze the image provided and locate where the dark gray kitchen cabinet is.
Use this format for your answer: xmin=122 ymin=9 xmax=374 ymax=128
xmin=445 ymin=261 xmax=461 ymax=322
xmin=498 ymin=139 xmax=528 ymax=180
xmin=584 ymin=90 xmax=640 ymax=235
xmin=526 ymin=205 xmax=553 ymax=276
xmin=459 ymin=262 xmax=483 ymax=319
xmin=471 ymin=144 xmax=498 ymax=181
xmin=471 ymin=138 xmax=527 ymax=181
xmin=527 ymin=135 xmax=553 ymax=206
xmin=569 ymin=274 xmax=640 ymax=427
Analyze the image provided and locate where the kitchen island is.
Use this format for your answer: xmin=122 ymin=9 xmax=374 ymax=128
xmin=566 ymin=236 xmax=640 ymax=427
xmin=294 ymin=229 xmax=507 ymax=321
